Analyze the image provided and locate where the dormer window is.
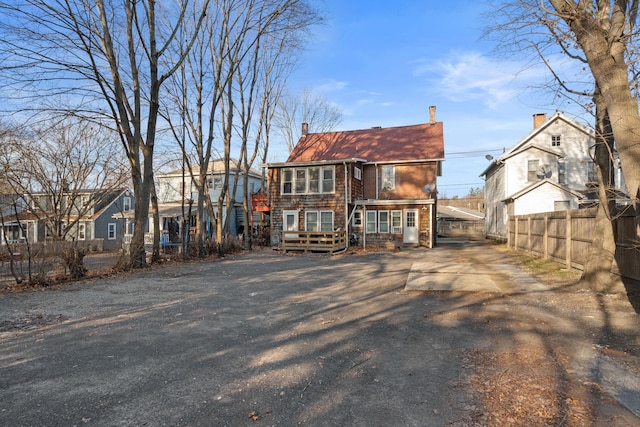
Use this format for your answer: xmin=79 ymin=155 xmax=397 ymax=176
xmin=551 ymin=135 xmax=561 ymax=147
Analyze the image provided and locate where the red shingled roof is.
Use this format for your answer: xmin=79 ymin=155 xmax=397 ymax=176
xmin=287 ymin=122 xmax=444 ymax=163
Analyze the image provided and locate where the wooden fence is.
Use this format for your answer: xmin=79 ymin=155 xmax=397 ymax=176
xmin=508 ymin=207 xmax=640 ymax=282
xmin=281 ymin=230 xmax=347 ymax=254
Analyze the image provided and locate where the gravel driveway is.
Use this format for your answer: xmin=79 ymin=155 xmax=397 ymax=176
xmin=1 ymin=242 xmax=638 ymax=426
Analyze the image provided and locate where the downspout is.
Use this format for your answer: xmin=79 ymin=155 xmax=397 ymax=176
xmin=375 ymin=163 xmax=379 ymax=199
xmin=344 ymin=162 xmax=349 ymax=247
xmin=430 ymin=203 xmax=434 ymax=248
xmin=362 ymin=205 xmax=366 ymax=248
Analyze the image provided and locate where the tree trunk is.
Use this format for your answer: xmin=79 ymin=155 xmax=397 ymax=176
xmin=581 ymin=87 xmax=620 ymax=292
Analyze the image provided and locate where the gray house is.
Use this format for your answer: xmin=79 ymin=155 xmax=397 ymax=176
xmin=0 ymin=188 xmax=133 ymax=251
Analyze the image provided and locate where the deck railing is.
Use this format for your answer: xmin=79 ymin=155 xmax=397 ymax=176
xmin=281 ymin=230 xmax=347 ymax=254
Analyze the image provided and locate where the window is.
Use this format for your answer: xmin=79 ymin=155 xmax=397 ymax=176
xmin=322 ymin=167 xmax=335 ymax=193
xmin=527 ymin=159 xmax=539 ymax=182
xmin=366 ymin=211 xmax=377 ymax=233
xmin=78 ymin=223 xmax=86 ymax=240
xmin=295 ymin=169 xmax=307 ymax=193
xmin=282 ymin=169 xmax=293 ymax=194
xmin=551 ymin=135 xmax=561 ymax=147
xmin=378 ymin=211 xmax=389 ymax=233
xmin=391 ymin=210 xmax=402 ymax=233
xmin=305 ymin=211 xmax=318 ymax=231
xmin=108 ymin=223 xmax=116 ymax=240
xmin=320 ymin=211 xmax=333 ymax=231
xmin=305 ymin=210 xmax=334 ymax=231
xmin=381 ymin=165 xmax=395 ymax=190
xmin=281 ymin=166 xmax=335 ymax=195
xmin=208 ymin=177 xmax=223 ymax=191
xmin=554 ymin=200 xmax=571 ymax=211
xmin=308 ymin=167 xmax=320 ymax=193
xmin=81 ymin=195 xmax=90 ymax=207
xmin=352 ymin=210 xmax=363 ymax=227
xmin=123 ymin=196 xmax=131 ymax=211
xmin=558 ymin=161 xmax=566 ymax=184
xmin=354 ymin=167 xmax=362 ymax=180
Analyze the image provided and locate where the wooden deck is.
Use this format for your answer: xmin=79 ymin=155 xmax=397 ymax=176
xmin=281 ymin=230 xmax=347 ymax=254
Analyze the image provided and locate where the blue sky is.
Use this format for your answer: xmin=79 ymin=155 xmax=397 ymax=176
xmin=275 ymin=0 xmax=589 ymax=197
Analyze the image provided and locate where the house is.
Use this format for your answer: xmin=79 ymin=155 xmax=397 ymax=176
xmin=0 ymin=188 xmax=133 ymax=251
xmin=151 ymin=159 xmax=264 ymax=245
xmin=267 ymin=105 xmax=445 ymax=250
xmin=480 ymin=112 xmax=620 ymax=240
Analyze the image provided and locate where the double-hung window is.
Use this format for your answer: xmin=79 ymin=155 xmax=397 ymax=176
xmin=282 ymin=169 xmax=294 ymax=194
xmin=308 ymin=167 xmax=320 ymax=193
xmin=78 ymin=223 xmax=86 ymax=240
xmin=305 ymin=211 xmax=334 ymax=231
xmin=381 ymin=165 xmax=395 ymax=190
xmin=366 ymin=211 xmax=377 ymax=233
xmin=295 ymin=169 xmax=307 ymax=193
xmin=527 ymin=160 xmax=539 ymax=182
xmin=391 ymin=210 xmax=402 ymax=233
xmin=108 ymin=223 xmax=116 ymax=240
xmin=322 ymin=167 xmax=335 ymax=193
xmin=378 ymin=211 xmax=390 ymax=233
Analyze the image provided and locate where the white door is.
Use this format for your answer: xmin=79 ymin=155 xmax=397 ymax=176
xmin=283 ymin=210 xmax=299 ymax=238
xmin=403 ymin=209 xmax=419 ymax=244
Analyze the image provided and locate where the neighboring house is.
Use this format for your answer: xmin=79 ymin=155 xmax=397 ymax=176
xmin=267 ymin=106 xmax=445 ymax=249
xmin=152 ymin=159 xmax=263 ymax=244
xmin=0 ymin=188 xmax=133 ymax=251
xmin=480 ymin=112 xmax=624 ymax=240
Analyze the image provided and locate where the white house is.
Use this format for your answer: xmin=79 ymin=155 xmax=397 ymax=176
xmin=154 ymin=159 xmax=264 ymax=243
xmin=481 ymin=112 xmax=610 ymax=240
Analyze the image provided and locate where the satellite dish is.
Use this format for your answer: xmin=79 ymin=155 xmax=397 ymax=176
xmin=423 ymin=183 xmax=436 ymax=193
xmin=485 ymin=154 xmax=494 ymax=161
xmin=536 ymin=164 xmax=552 ymax=179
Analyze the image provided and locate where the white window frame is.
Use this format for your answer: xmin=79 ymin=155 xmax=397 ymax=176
xmin=366 ymin=211 xmax=377 ymax=233
xmin=354 ymin=166 xmax=362 ymax=180
xmin=295 ymin=168 xmax=307 ymax=194
xmin=378 ymin=211 xmax=390 ymax=233
xmin=391 ymin=210 xmax=402 ymax=233
xmin=381 ymin=165 xmax=395 ymax=190
xmin=527 ymin=159 xmax=539 ymax=182
xmin=305 ymin=210 xmax=334 ymax=232
xmin=108 ymin=223 xmax=116 ymax=240
xmin=558 ymin=160 xmax=566 ymax=184
xmin=281 ymin=166 xmax=335 ymax=195
xmin=78 ymin=223 xmax=86 ymax=240
xmin=352 ymin=210 xmax=363 ymax=227
xmin=123 ymin=196 xmax=131 ymax=211
xmin=551 ymin=135 xmax=561 ymax=147
xmin=321 ymin=167 xmax=335 ymax=193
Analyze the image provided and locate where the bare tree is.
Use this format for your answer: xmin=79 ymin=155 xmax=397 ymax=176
xmin=0 ymin=0 xmax=210 ymax=268
xmin=0 ymin=117 xmax=128 ymax=282
xmin=275 ymin=88 xmax=344 ymax=153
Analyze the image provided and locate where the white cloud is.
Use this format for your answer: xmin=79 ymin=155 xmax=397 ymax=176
xmin=412 ymin=51 xmax=549 ymax=109
xmin=314 ymin=79 xmax=349 ymax=93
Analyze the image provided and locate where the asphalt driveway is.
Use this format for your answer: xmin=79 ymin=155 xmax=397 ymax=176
xmin=1 ymin=241 xmax=638 ymax=426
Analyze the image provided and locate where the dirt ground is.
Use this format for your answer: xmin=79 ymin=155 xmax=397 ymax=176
xmin=0 ymin=240 xmax=639 ymax=426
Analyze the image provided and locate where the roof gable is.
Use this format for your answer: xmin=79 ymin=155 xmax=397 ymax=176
xmin=505 ymin=179 xmax=584 ymax=202
xmin=287 ymin=122 xmax=444 ymax=163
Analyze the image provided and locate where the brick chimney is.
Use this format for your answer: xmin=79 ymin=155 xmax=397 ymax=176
xmin=533 ymin=113 xmax=546 ymax=129
xmin=301 ymin=122 xmax=308 ymax=137
xmin=429 ymin=105 xmax=436 ymax=125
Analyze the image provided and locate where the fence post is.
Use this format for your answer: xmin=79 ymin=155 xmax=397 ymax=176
xmin=527 ymin=217 xmax=532 ymax=254
xmin=543 ymin=213 xmax=548 ymax=260
xmin=565 ymin=209 xmax=572 ymax=269
xmin=514 ymin=217 xmax=518 ymax=251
